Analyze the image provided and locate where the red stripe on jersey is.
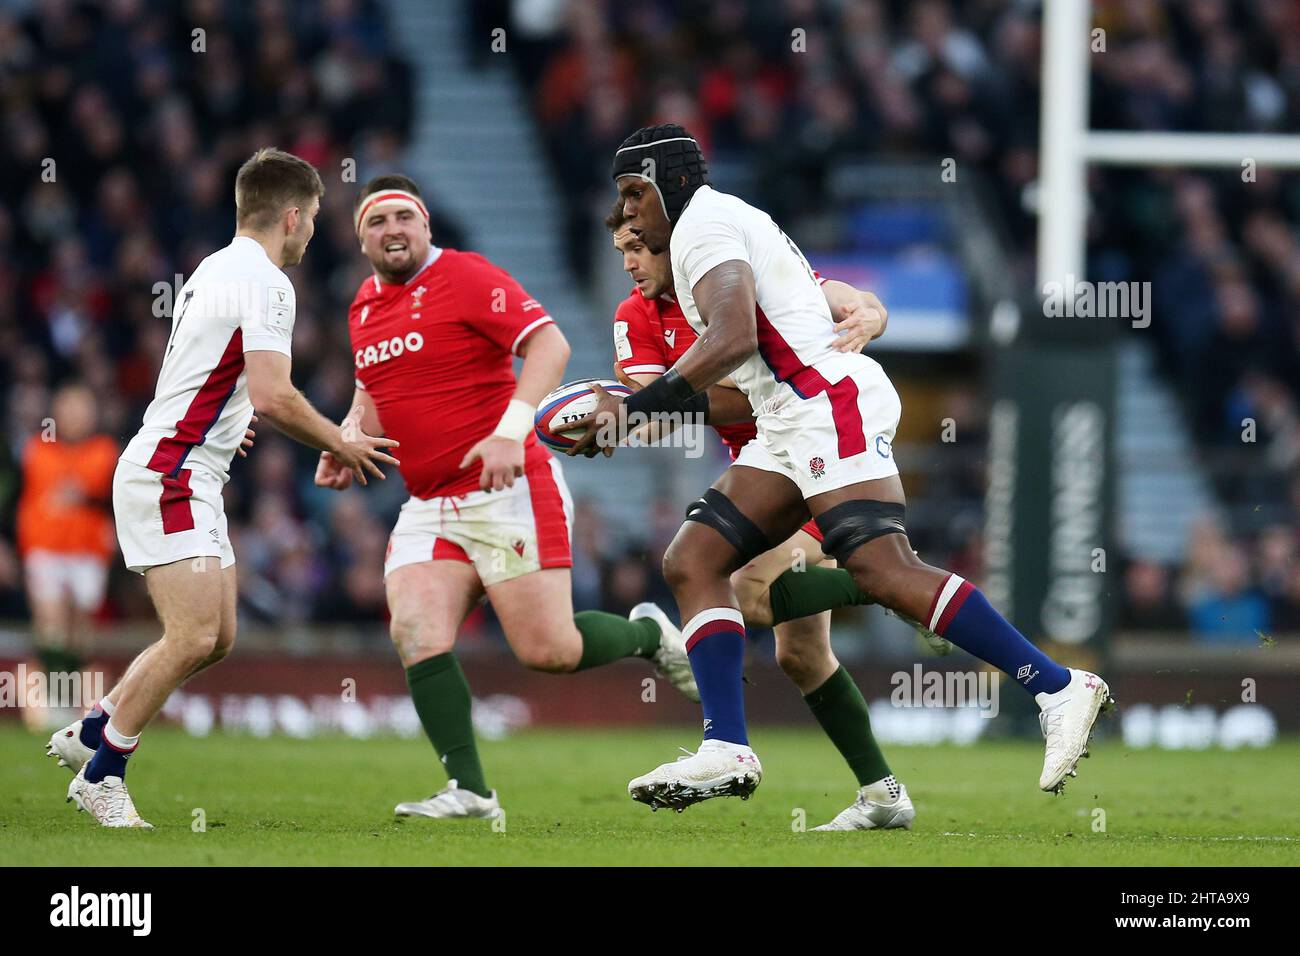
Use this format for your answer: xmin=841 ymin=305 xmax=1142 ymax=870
xmin=811 ymin=375 xmax=867 ymax=458
xmin=801 ymin=519 xmax=824 ymax=543
xmin=934 ymin=579 xmax=975 ymax=636
xmin=754 ymin=307 xmax=865 ymax=459
xmin=525 ymin=458 xmax=571 ymax=569
xmin=159 ymin=469 xmax=195 ymax=534
xmin=146 ymin=329 xmax=246 ymax=476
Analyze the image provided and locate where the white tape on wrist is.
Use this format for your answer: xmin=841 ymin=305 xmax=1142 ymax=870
xmin=492 ymin=398 xmax=536 ymax=442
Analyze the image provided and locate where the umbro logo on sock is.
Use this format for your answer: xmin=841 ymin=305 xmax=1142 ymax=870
xmin=1017 ymin=664 xmax=1039 ymax=684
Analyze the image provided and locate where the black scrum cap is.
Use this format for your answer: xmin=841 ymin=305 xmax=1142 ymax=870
xmin=610 ymin=124 xmax=710 ymax=222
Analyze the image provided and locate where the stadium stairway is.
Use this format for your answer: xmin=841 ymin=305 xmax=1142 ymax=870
xmin=390 ymin=0 xmax=666 ymax=518
xmin=1115 ymin=340 xmax=1215 ymax=563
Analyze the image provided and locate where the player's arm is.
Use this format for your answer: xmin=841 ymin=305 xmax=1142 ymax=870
xmin=513 ymin=322 xmax=570 ymax=405
xmin=246 ymin=350 xmax=399 ymax=485
xmin=571 ymin=261 xmax=755 ymax=456
xmin=348 ymin=385 xmax=383 ymax=436
xmin=704 ymin=378 xmax=756 ymax=426
xmin=619 ymin=371 xmax=680 ymax=444
xmin=623 ymin=372 xmax=752 ymax=428
xmin=672 ymin=260 xmax=759 ymax=389
xmin=314 ymin=387 xmax=384 ymax=490
xmin=821 ymin=280 xmax=888 ymax=351
xmin=460 ymin=322 xmax=571 ymax=492
xmin=619 ymin=344 xmax=750 ymax=438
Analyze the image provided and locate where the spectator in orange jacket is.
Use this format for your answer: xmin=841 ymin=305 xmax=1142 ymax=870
xmin=16 ymin=383 xmax=119 ymax=676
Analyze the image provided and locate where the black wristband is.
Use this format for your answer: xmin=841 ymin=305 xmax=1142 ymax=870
xmin=625 ymin=368 xmax=705 ymax=421
xmin=684 ymin=389 xmax=710 ymax=423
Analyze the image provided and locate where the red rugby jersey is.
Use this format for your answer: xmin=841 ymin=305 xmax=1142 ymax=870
xmin=612 ymin=289 xmax=757 ymax=459
xmin=350 ymin=247 xmax=555 ymax=498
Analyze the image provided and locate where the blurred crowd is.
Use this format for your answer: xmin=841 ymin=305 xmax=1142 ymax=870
xmin=510 ymin=0 xmax=1300 ymax=450
xmin=1 ymin=0 xmax=1298 ymax=646
xmin=504 ymin=0 xmax=1300 ymax=641
xmin=0 ymin=0 xmax=428 ymax=631
xmin=1121 ymin=518 xmax=1300 ymax=640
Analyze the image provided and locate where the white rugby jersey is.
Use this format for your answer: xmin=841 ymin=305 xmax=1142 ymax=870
xmin=671 ymin=185 xmax=872 ymax=411
xmin=120 ymin=236 xmax=296 ymax=482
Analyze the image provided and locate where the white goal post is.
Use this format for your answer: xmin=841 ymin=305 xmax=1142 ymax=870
xmin=1036 ymin=0 xmax=1300 ymax=290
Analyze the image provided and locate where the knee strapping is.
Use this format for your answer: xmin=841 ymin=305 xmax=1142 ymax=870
xmin=816 ymin=500 xmax=906 ymax=564
xmin=683 ymin=488 xmax=772 ymax=565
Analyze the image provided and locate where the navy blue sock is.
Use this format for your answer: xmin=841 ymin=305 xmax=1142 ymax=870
xmin=84 ymin=743 xmax=133 ymax=783
xmin=79 ymin=700 xmax=111 ymax=750
xmin=84 ymin=723 xmax=137 ymax=783
xmin=683 ymin=609 xmax=748 ymax=746
xmin=929 ymin=575 xmax=1070 ymax=695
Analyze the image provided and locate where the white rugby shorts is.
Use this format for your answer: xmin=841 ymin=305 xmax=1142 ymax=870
xmin=735 ymin=361 xmax=901 ymax=498
xmin=385 ymin=456 xmax=573 ymax=586
xmin=113 ymin=460 xmax=234 ymax=574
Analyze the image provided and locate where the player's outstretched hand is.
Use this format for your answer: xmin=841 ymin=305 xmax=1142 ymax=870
xmin=831 ymin=290 xmax=887 ymax=352
xmin=335 ymin=407 xmax=400 ymax=486
xmin=460 ymin=435 xmax=525 ymax=492
xmin=314 ymin=450 xmax=353 ymax=490
xmin=236 ymin=414 xmax=258 ymax=458
xmin=566 ymin=382 xmax=623 ymax=459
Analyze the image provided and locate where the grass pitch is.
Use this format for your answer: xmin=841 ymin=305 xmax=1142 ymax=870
xmin=3 ymin=725 xmax=1298 ymax=866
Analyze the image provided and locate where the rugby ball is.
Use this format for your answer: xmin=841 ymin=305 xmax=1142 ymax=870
xmin=534 ymin=379 xmax=632 ymax=451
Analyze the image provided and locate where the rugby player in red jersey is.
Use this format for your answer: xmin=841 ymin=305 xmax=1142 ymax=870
xmin=573 ymin=126 xmax=1112 ymax=811
xmin=314 ymin=175 xmax=698 ymax=820
xmin=603 ymin=201 xmax=924 ymax=829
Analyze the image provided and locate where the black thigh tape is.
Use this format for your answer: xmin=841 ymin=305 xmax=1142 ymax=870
xmin=683 ymin=488 xmax=772 ymax=564
xmin=816 ymin=500 xmax=907 ymax=563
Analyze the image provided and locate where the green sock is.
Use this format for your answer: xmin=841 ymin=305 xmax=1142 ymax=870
xmin=405 ymin=653 xmax=490 ymax=797
xmin=805 ymin=665 xmax=891 ymax=786
xmin=35 ymin=645 xmax=84 ymax=674
xmin=573 ymin=611 xmax=661 ymax=671
xmin=768 ymin=567 xmax=874 ymax=625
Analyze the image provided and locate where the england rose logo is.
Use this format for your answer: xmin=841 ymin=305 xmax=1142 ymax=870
xmin=809 ymin=456 xmax=825 ymax=479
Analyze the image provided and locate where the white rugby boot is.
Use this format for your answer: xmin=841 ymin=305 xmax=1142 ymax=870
xmin=394 ymin=780 xmax=502 ymax=819
xmin=632 ymin=602 xmax=700 ymax=702
xmin=885 ymin=608 xmax=953 ymax=656
xmin=46 ymin=719 xmax=96 ymax=774
xmin=67 ymin=767 xmax=153 ymax=829
xmin=910 ymin=617 xmax=953 ymax=656
xmin=1036 ymin=668 xmax=1114 ymax=794
xmin=629 ymin=739 xmax=762 ymax=812
xmin=812 ymin=776 xmax=915 ymax=831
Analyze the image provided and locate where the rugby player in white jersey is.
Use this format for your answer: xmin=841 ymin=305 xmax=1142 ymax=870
xmin=603 ymin=200 xmax=937 ymax=829
xmin=571 ymin=125 xmax=1113 ymax=811
xmin=47 ymin=148 xmax=399 ymax=828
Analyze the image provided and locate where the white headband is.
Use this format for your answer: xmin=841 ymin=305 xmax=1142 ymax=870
xmin=355 ymin=189 xmax=430 ymax=234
